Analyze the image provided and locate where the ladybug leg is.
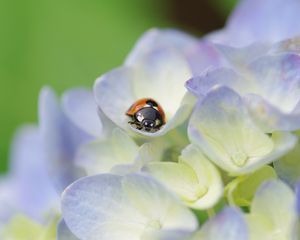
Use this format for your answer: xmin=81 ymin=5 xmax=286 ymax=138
xmin=145 ymin=127 xmax=151 ymax=132
xmin=135 ymin=122 xmax=143 ymax=130
xmin=128 ymin=120 xmax=143 ymax=130
xmin=152 ymin=126 xmax=162 ymax=132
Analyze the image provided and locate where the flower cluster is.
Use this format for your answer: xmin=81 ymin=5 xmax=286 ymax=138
xmin=1 ymin=0 xmax=300 ymax=239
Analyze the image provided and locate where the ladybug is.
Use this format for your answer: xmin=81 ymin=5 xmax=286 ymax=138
xmin=126 ymin=98 xmax=166 ymax=132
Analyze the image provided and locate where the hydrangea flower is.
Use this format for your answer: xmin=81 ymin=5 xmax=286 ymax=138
xmin=3 ymin=0 xmax=300 ymax=239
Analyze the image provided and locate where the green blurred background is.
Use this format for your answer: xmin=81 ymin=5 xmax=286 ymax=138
xmin=0 ymin=0 xmax=237 ymax=172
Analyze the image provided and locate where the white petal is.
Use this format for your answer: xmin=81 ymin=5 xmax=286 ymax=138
xmin=122 ymin=174 xmax=198 ymax=231
xmin=134 ymin=130 xmax=189 ymax=164
xmin=225 ymin=166 xmax=277 ymax=207
xmin=226 ymin=131 xmax=297 ymax=174
xmin=130 ymin=48 xmax=191 ymax=118
xmin=142 ymin=229 xmax=192 ymax=240
xmin=75 ymin=128 xmax=139 ymax=175
xmin=179 ymin=145 xmax=223 ymax=209
xmin=247 ymin=180 xmax=297 ymax=240
xmin=94 ymin=66 xmax=136 ymax=130
xmin=144 ymin=145 xmax=222 ymax=210
xmin=143 ymin=162 xmax=202 ymax=203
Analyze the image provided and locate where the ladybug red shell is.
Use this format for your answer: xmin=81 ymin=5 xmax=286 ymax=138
xmin=126 ymin=98 xmax=166 ymax=132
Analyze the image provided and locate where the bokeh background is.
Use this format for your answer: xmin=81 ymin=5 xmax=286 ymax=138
xmin=0 ymin=0 xmax=238 ymax=172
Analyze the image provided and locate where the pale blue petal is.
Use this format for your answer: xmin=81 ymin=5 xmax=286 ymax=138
xmin=125 ymin=28 xmax=197 ymax=65
xmin=273 ymin=139 xmax=300 ymax=187
xmin=192 ymin=207 xmax=248 ymax=240
xmin=245 ymin=94 xmax=300 ymax=132
xmin=248 ymin=54 xmax=300 ymax=113
xmin=125 ymin=28 xmax=223 ymax=76
xmin=0 ymin=126 xmax=59 ymax=223
xmin=94 ymin=66 xmax=137 ymax=131
xmin=245 ymin=53 xmax=300 ymax=131
xmin=62 ymin=174 xmax=137 ymax=240
xmin=0 ymin=178 xmax=17 ymax=224
xmin=211 ymin=0 xmax=300 ymax=46
xmin=213 ymin=42 xmax=271 ymax=67
xmin=62 ymin=173 xmax=197 ymax=240
xmin=296 ymin=181 xmax=300 ymax=216
xmin=187 ymin=53 xmax=300 ymax=132
xmin=39 ymin=87 xmax=87 ymax=193
xmin=57 ymin=219 xmax=80 ymax=240
xmin=62 ymin=88 xmax=105 ymax=138
xmin=271 ymin=37 xmax=300 ymax=54
xmin=11 ymin=126 xmax=59 ymax=221
xmin=185 ymin=68 xmax=247 ymax=99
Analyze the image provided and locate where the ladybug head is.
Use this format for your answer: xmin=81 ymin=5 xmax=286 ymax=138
xmin=146 ymin=100 xmax=158 ymax=107
xmin=142 ymin=119 xmax=155 ymax=130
